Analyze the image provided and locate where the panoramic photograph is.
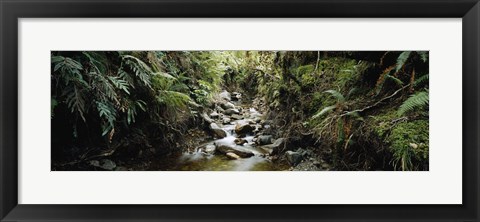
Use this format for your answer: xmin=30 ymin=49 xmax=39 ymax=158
xmin=51 ymin=51 xmax=429 ymax=171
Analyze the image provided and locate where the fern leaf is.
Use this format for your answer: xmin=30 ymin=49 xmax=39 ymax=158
xmin=324 ymin=89 xmax=345 ymax=102
xmin=396 ymin=51 xmax=411 ymax=73
xmin=397 ymin=91 xmax=429 ymax=116
xmin=312 ymin=105 xmax=337 ymax=119
xmin=414 ymin=74 xmax=429 ymax=87
xmin=108 ymin=76 xmax=130 ymax=94
xmin=121 ymin=55 xmax=153 ymax=87
xmin=385 ymin=74 xmax=404 ymax=86
xmin=65 ymin=85 xmax=86 ymax=122
xmin=417 ymin=51 xmax=428 ymax=63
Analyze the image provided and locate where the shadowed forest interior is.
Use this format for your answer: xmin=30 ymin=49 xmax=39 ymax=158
xmin=51 ymin=51 xmax=429 ymax=171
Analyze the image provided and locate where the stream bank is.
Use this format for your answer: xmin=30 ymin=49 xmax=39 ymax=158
xmin=144 ymin=90 xmax=331 ymax=171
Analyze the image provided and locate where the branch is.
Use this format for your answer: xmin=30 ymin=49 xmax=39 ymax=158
xmin=340 ymin=84 xmax=410 ymax=117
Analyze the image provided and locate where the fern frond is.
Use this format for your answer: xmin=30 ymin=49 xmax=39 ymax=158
xmin=385 ymin=74 xmax=404 ymax=86
xmin=312 ymin=105 xmax=337 ymax=119
xmin=83 ymin=52 xmax=108 ymax=75
xmin=397 ymin=91 xmax=429 ymax=116
xmin=396 ymin=51 xmax=411 ymax=72
xmin=375 ymin=65 xmax=395 ymax=95
xmin=96 ymin=101 xmax=117 ymax=136
xmin=324 ymin=89 xmax=345 ymax=102
xmin=417 ymin=51 xmax=428 ymax=63
xmin=414 ymin=74 xmax=429 ymax=87
xmin=121 ymin=55 xmax=153 ymax=87
xmin=64 ymin=85 xmax=86 ymax=121
xmin=108 ymin=76 xmax=130 ymax=94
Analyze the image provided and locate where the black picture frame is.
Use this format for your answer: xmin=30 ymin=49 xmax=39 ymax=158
xmin=1 ymin=0 xmax=479 ymax=221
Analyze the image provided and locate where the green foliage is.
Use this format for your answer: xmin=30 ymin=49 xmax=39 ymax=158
xmin=388 ymin=120 xmax=429 ymax=171
xmin=312 ymin=105 xmax=336 ymax=119
xmin=417 ymin=51 xmax=429 ymax=63
xmin=52 ymin=50 xmax=429 ymax=171
xmin=395 ymin=51 xmax=411 ymax=72
xmin=397 ymin=91 xmax=429 ymax=116
xmin=324 ymin=89 xmax=345 ymax=103
xmin=121 ymin=54 xmax=153 ymax=87
xmin=414 ymin=73 xmax=429 ymax=87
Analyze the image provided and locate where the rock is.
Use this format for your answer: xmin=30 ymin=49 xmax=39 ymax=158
xmin=222 ymin=117 xmax=231 ymax=124
xmin=216 ymin=106 xmax=225 ymax=113
xmin=230 ymin=114 xmax=243 ymax=120
xmin=219 ymin=91 xmax=231 ymax=101
xmin=321 ymin=163 xmax=330 ymax=169
xmin=256 ymin=135 xmax=273 ymax=145
xmin=201 ymin=112 xmax=214 ymax=123
xmin=231 ymin=92 xmax=242 ymax=101
xmin=100 ymin=159 xmax=116 ymax=170
xmin=210 ymin=123 xmax=227 ymax=138
xmin=226 ymin=152 xmax=241 ymax=160
xmin=234 ymin=138 xmax=248 ymax=145
xmin=313 ymin=160 xmax=321 ymax=167
xmin=209 ymin=111 xmax=220 ymax=119
xmin=409 ymin=143 xmax=418 ymax=149
xmin=224 ymin=108 xmax=240 ymax=115
xmin=205 ymin=144 xmax=216 ymax=153
xmin=285 ymin=151 xmax=302 ymax=166
xmin=235 ymin=121 xmax=255 ymax=136
xmin=89 ymin=160 xmax=100 ymax=167
xmin=215 ymin=143 xmax=254 ymax=158
xmin=260 ymin=138 xmax=286 ymax=155
xmin=221 ymin=102 xmax=235 ymax=110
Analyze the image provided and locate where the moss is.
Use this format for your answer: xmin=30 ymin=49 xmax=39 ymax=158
xmin=370 ymin=109 xmax=398 ymax=138
xmin=387 ymin=120 xmax=429 ymax=170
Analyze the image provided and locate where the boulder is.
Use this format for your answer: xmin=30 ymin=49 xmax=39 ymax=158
xmin=221 ymin=102 xmax=235 ymax=110
xmin=222 ymin=117 xmax=231 ymax=124
xmin=209 ymin=111 xmax=220 ymax=119
xmin=231 ymin=92 xmax=242 ymax=101
xmin=230 ymin=114 xmax=243 ymax=120
xmin=219 ymin=91 xmax=231 ymax=101
xmin=256 ymin=135 xmax=273 ymax=145
xmin=260 ymin=138 xmax=286 ymax=155
xmin=234 ymin=138 xmax=248 ymax=145
xmin=215 ymin=143 xmax=254 ymax=158
xmin=224 ymin=108 xmax=240 ymax=115
xmin=235 ymin=121 xmax=255 ymax=136
xmin=201 ymin=112 xmax=214 ymax=123
xmin=285 ymin=151 xmax=302 ymax=166
xmin=226 ymin=152 xmax=241 ymax=160
xmin=205 ymin=144 xmax=216 ymax=153
xmin=216 ymin=106 xmax=225 ymax=113
xmin=209 ymin=123 xmax=227 ymax=138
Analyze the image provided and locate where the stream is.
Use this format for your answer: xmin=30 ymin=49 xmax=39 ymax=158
xmin=153 ymin=92 xmax=289 ymax=171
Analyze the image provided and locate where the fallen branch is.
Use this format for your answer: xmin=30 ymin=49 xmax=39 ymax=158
xmin=340 ymin=84 xmax=410 ymax=117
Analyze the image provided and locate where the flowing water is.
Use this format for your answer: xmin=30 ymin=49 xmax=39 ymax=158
xmin=156 ymin=106 xmax=289 ymax=171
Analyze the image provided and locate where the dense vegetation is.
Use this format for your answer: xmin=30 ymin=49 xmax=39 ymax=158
xmin=51 ymin=51 xmax=429 ymax=171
